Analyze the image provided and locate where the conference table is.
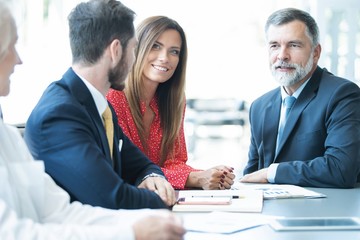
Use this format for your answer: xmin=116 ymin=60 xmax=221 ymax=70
xmin=176 ymin=184 xmax=360 ymax=240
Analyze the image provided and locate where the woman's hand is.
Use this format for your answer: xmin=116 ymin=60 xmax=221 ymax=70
xmin=186 ymin=165 xmax=235 ymax=190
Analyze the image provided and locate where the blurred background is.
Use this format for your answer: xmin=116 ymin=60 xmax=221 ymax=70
xmin=2 ymin=0 xmax=360 ymax=178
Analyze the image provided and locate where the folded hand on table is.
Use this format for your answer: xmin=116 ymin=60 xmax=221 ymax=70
xmin=240 ymin=168 xmax=269 ymax=183
xmin=187 ymin=165 xmax=236 ymax=190
xmin=138 ymin=176 xmax=177 ymax=206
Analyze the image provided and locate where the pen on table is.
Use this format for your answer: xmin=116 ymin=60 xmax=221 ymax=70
xmin=190 ymin=195 xmax=242 ymax=199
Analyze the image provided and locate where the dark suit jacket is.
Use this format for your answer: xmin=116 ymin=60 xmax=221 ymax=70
xmin=244 ymin=66 xmax=360 ymax=188
xmin=24 ymin=68 xmax=167 ymax=209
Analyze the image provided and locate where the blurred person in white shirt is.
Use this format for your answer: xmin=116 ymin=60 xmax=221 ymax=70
xmin=0 ymin=1 xmax=185 ymax=239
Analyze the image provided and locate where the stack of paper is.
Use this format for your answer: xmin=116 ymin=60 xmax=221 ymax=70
xmin=231 ymin=183 xmax=326 ymax=199
xmin=172 ymin=189 xmax=263 ymax=212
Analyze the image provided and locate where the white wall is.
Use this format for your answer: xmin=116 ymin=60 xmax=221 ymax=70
xmin=2 ymin=0 xmax=359 ymax=124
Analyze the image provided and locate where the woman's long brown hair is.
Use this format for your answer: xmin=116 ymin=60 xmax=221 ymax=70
xmin=124 ymin=16 xmax=188 ymax=166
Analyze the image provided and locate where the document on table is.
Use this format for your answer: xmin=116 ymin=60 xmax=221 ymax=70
xmin=172 ymin=189 xmax=263 ymax=212
xmin=182 ymin=211 xmax=271 ymax=234
xmin=231 ymin=183 xmax=326 ymax=199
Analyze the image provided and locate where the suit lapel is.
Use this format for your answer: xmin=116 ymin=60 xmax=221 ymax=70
xmin=62 ymin=68 xmax=113 ymax=166
xmin=263 ymin=90 xmax=282 ymax=165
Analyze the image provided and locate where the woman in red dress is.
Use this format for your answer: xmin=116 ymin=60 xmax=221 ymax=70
xmin=107 ymin=16 xmax=235 ymax=190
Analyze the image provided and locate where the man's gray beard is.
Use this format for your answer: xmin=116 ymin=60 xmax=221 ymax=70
xmin=271 ymin=53 xmax=314 ymax=87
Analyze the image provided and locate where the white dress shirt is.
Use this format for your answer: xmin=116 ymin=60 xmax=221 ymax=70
xmin=0 ymin=120 xmax=157 ymax=239
xmin=267 ymin=80 xmax=310 ymax=183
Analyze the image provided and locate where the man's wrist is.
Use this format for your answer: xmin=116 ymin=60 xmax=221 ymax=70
xmin=141 ymin=173 xmax=166 ymax=182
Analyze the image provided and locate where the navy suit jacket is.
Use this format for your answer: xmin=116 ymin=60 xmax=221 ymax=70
xmin=244 ymin=67 xmax=360 ymax=188
xmin=25 ymin=68 xmax=167 ymax=209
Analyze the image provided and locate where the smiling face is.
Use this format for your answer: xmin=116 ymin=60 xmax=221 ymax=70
xmin=267 ymin=20 xmax=320 ymax=88
xmin=142 ymin=29 xmax=182 ymax=86
xmin=0 ymin=14 xmax=22 ymax=97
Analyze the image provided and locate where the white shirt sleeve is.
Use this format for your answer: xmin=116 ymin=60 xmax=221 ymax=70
xmin=267 ymin=163 xmax=279 ymax=183
xmin=0 ymin=197 xmax=135 ymax=240
xmin=1 ymin=171 xmax=175 ymax=240
xmin=0 ymin=122 xmax=141 ymax=240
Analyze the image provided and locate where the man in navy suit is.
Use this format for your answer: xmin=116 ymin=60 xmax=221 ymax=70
xmin=241 ymin=8 xmax=360 ymax=188
xmin=24 ymin=0 xmax=176 ymax=209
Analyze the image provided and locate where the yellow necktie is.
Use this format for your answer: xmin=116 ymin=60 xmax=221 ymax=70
xmin=102 ymin=105 xmax=114 ymax=158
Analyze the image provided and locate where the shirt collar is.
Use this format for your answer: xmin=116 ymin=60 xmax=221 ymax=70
xmin=77 ymin=74 xmax=108 ymax=116
xmin=281 ymin=78 xmax=310 ymax=100
xmin=140 ymin=96 xmax=158 ymax=116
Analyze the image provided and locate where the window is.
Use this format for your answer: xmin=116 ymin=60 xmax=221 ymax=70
xmin=2 ymin=0 xmax=359 ymax=125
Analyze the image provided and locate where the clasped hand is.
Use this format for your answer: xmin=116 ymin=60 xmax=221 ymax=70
xmin=138 ymin=176 xmax=177 ymax=206
xmin=199 ymin=165 xmax=236 ymax=190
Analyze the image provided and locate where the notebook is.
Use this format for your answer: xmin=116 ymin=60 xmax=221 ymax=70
xmin=172 ymin=189 xmax=263 ymax=212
